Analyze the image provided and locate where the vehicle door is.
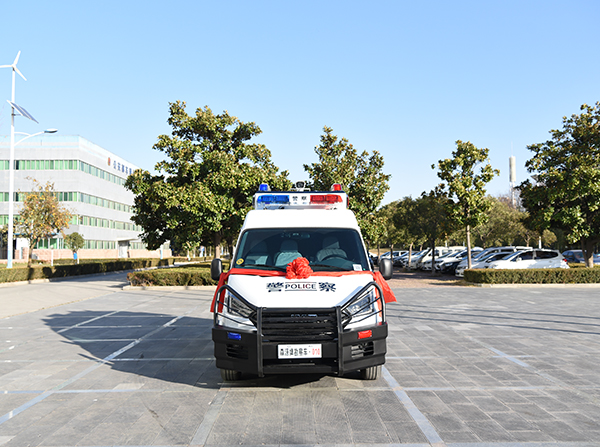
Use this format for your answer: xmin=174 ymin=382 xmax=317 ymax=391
xmin=514 ymin=250 xmax=536 ymax=268
xmin=483 ymin=252 xmax=511 ymax=268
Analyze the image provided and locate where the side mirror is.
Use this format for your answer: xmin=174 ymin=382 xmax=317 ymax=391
xmin=379 ymin=258 xmax=393 ymax=280
xmin=516 ymin=257 xmax=522 ymax=262
xmin=211 ymin=258 xmax=223 ymax=281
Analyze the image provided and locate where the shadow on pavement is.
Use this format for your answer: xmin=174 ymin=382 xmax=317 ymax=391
xmin=42 ymin=310 xmax=343 ymax=390
xmin=43 ymin=310 xmax=222 ymax=389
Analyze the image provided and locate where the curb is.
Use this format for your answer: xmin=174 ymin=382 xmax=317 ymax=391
xmin=123 ymin=285 xmax=217 ymax=291
xmin=467 ymin=282 xmax=600 ymax=288
xmin=0 ymin=270 xmax=128 ymax=288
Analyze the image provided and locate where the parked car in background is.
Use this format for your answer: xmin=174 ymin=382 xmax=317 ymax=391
xmin=562 ymin=249 xmax=600 ymax=264
xmin=408 ymin=249 xmax=433 ymax=269
xmin=455 ymin=251 xmax=515 ymax=277
xmin=437 ymin=247 xmax=482 ymax=274
xmin=376 ymin=251 xmax=404 ymax=266
xmin=421 ymin=247 xmax=465 ymax=271
xmin=454 ymin=246 xmax=530 ymax=276
xmin=488 ymin=249 xmax=569 ymax=270
xmin=395 ymin=250 xmax=425 ymax=267
xmin=393 ymin=251 xmax=410 ymax=266
xmin=412 ymin=247 xmax=464 ymax=270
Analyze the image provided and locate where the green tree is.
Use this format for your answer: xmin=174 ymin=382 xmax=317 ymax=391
xmin=304 ymin=126 xmax=391 ymax=242
xmin=16 ymin=180 xmax=72 ymax=267
xmin=126 ymin=101 xmax=291 ymax=258
xmin=375 ymin=202 xmax=404 ymax=254
xmin=472 ymin=196 xmax=524 ymax=247
xmin=64 ymin=232 xmax=85 ymax=263
xmin=391 ymin=196 xmax=427 ymax=269
xmin=434 ymin=140 xmax=499 ymax=268
xmin=412 ymin=188 xmax=458 ymax=274
xmin=519 ymin=102 xmax=600 ymax=267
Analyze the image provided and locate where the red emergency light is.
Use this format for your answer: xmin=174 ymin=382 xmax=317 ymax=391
xmin=310 ymin=194 xmax=343 ymax=204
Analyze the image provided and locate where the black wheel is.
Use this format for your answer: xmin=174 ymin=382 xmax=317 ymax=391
xmin=220 ymin=369 xmax=242 ymax=381
xmin=360 ymin=365 xmax=381 ymax=380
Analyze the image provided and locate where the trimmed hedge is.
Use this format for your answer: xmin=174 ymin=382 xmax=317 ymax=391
xmin=52 ymin=258 xmax=139 ymax=266
xmin=465 ymin=267 xmax=600 ymax=285
xmin=0 ymin=258 xmax=173 ymax=284
xmin=172 ymin=257 xmax=209 ymax=263
xmin=127 ymin=264 xmax=217 ymax=286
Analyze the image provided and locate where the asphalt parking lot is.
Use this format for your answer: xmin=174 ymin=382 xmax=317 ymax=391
xmin=1 ymin=274 xmax=600 ymax=446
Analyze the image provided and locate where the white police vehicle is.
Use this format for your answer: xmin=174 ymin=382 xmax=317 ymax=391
xmin=210 ymin=183 xmax=395 ymax=381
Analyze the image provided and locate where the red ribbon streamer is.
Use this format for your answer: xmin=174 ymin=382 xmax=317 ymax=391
xmin=210 ymin=262 xmax=396 ymax=312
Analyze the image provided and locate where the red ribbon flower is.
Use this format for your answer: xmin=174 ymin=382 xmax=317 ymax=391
xmin=286 ymin=257 xmax=313 ymax=279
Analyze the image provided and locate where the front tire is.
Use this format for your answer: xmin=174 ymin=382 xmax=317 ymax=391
xmin=220 ymin=369 xmax=242 ymax=381
xmin=360 ymin=365 xmax=381 ymax=380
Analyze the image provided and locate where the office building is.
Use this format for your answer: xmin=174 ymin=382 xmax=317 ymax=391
xmin=0 ymin=134 xmax=169 ymax=262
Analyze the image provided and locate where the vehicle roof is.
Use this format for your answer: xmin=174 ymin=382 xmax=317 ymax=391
xmin=503 ymin=248 xmax=560 ymax=258
xmin=243 ymin=209 xmax=361 ymax=230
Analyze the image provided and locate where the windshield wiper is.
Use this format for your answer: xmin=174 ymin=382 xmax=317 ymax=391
xmin=309 ymin=263 xmax=353 ymax=271
xmin=246 ymin=264 xmax=286 ymax=271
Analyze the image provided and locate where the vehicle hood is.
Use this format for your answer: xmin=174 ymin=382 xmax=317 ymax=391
xmin=227 ymin=273 xmax=376 ymax=308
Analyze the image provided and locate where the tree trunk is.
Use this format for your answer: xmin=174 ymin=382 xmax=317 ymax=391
xmin=466 ymin=224 xmax=472 ymax=269
xmin=582 ymin=238 xmax=597 ymax=268
xmin=27 ymin=239 xmax=36 ymax=268
xmin=430 ymin=239 xmax=437 ymax=276
xmin=213 ymin=233 xmax=222 ymax=260
xmin=226 ymin=236 xmax=234 ymax=262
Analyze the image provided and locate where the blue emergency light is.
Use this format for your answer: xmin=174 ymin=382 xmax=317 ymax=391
xmin=258 ymin=183 xmax=270 ymax=192
xmin=257 ymin=194 xmax=290 ymax=205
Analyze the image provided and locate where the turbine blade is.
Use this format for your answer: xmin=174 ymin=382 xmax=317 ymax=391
xmin=14 ymin=65 xmax=27 ymax=81
xmin=13 ymin=51 xmax=21 ymax=66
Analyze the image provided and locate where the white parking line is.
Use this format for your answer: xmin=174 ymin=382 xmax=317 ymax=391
xmin=0 ymin=311 xmax=194 ymax=425
xmin=382 ymin=365 xmax=446 ymax=447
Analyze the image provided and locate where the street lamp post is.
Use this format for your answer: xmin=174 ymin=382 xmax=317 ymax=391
xmin=2 ymin=52 xmax=56 ymax=268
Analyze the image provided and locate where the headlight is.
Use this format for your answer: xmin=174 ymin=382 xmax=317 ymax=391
xmin=227 ymin=292 xmax=253 ymax=318
xmin=217 ymin=291 xmax=256 ymax=330
xmin=342 ymin=286 xmax=382 ymax=330
xmin=347 ymin=291 xmax=373 ymax=317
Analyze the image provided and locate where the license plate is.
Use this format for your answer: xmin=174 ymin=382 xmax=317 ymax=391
xmin=278 ymin=344 xmax=322 ymax=359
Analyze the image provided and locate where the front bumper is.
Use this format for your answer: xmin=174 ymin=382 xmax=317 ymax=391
xmin=212 ymin=318 xmax=388 ymax=377
xmin=213 ymin=312 xmax=387 ymax=376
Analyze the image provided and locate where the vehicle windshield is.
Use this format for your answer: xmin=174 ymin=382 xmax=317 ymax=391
xmin=234 ymin=228 xmax=370 ymax=272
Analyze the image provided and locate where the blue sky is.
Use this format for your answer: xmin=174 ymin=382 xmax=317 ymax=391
xmin=2 ymin=0 xmax=599 ymax=205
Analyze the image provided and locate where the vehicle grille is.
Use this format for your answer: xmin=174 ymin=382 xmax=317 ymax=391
xmin=260 ymin=308 xmax=338 ymax=343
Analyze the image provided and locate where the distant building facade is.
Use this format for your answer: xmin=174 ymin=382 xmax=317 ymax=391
xmin=0 ymin=135 xmax=170 ymax=262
